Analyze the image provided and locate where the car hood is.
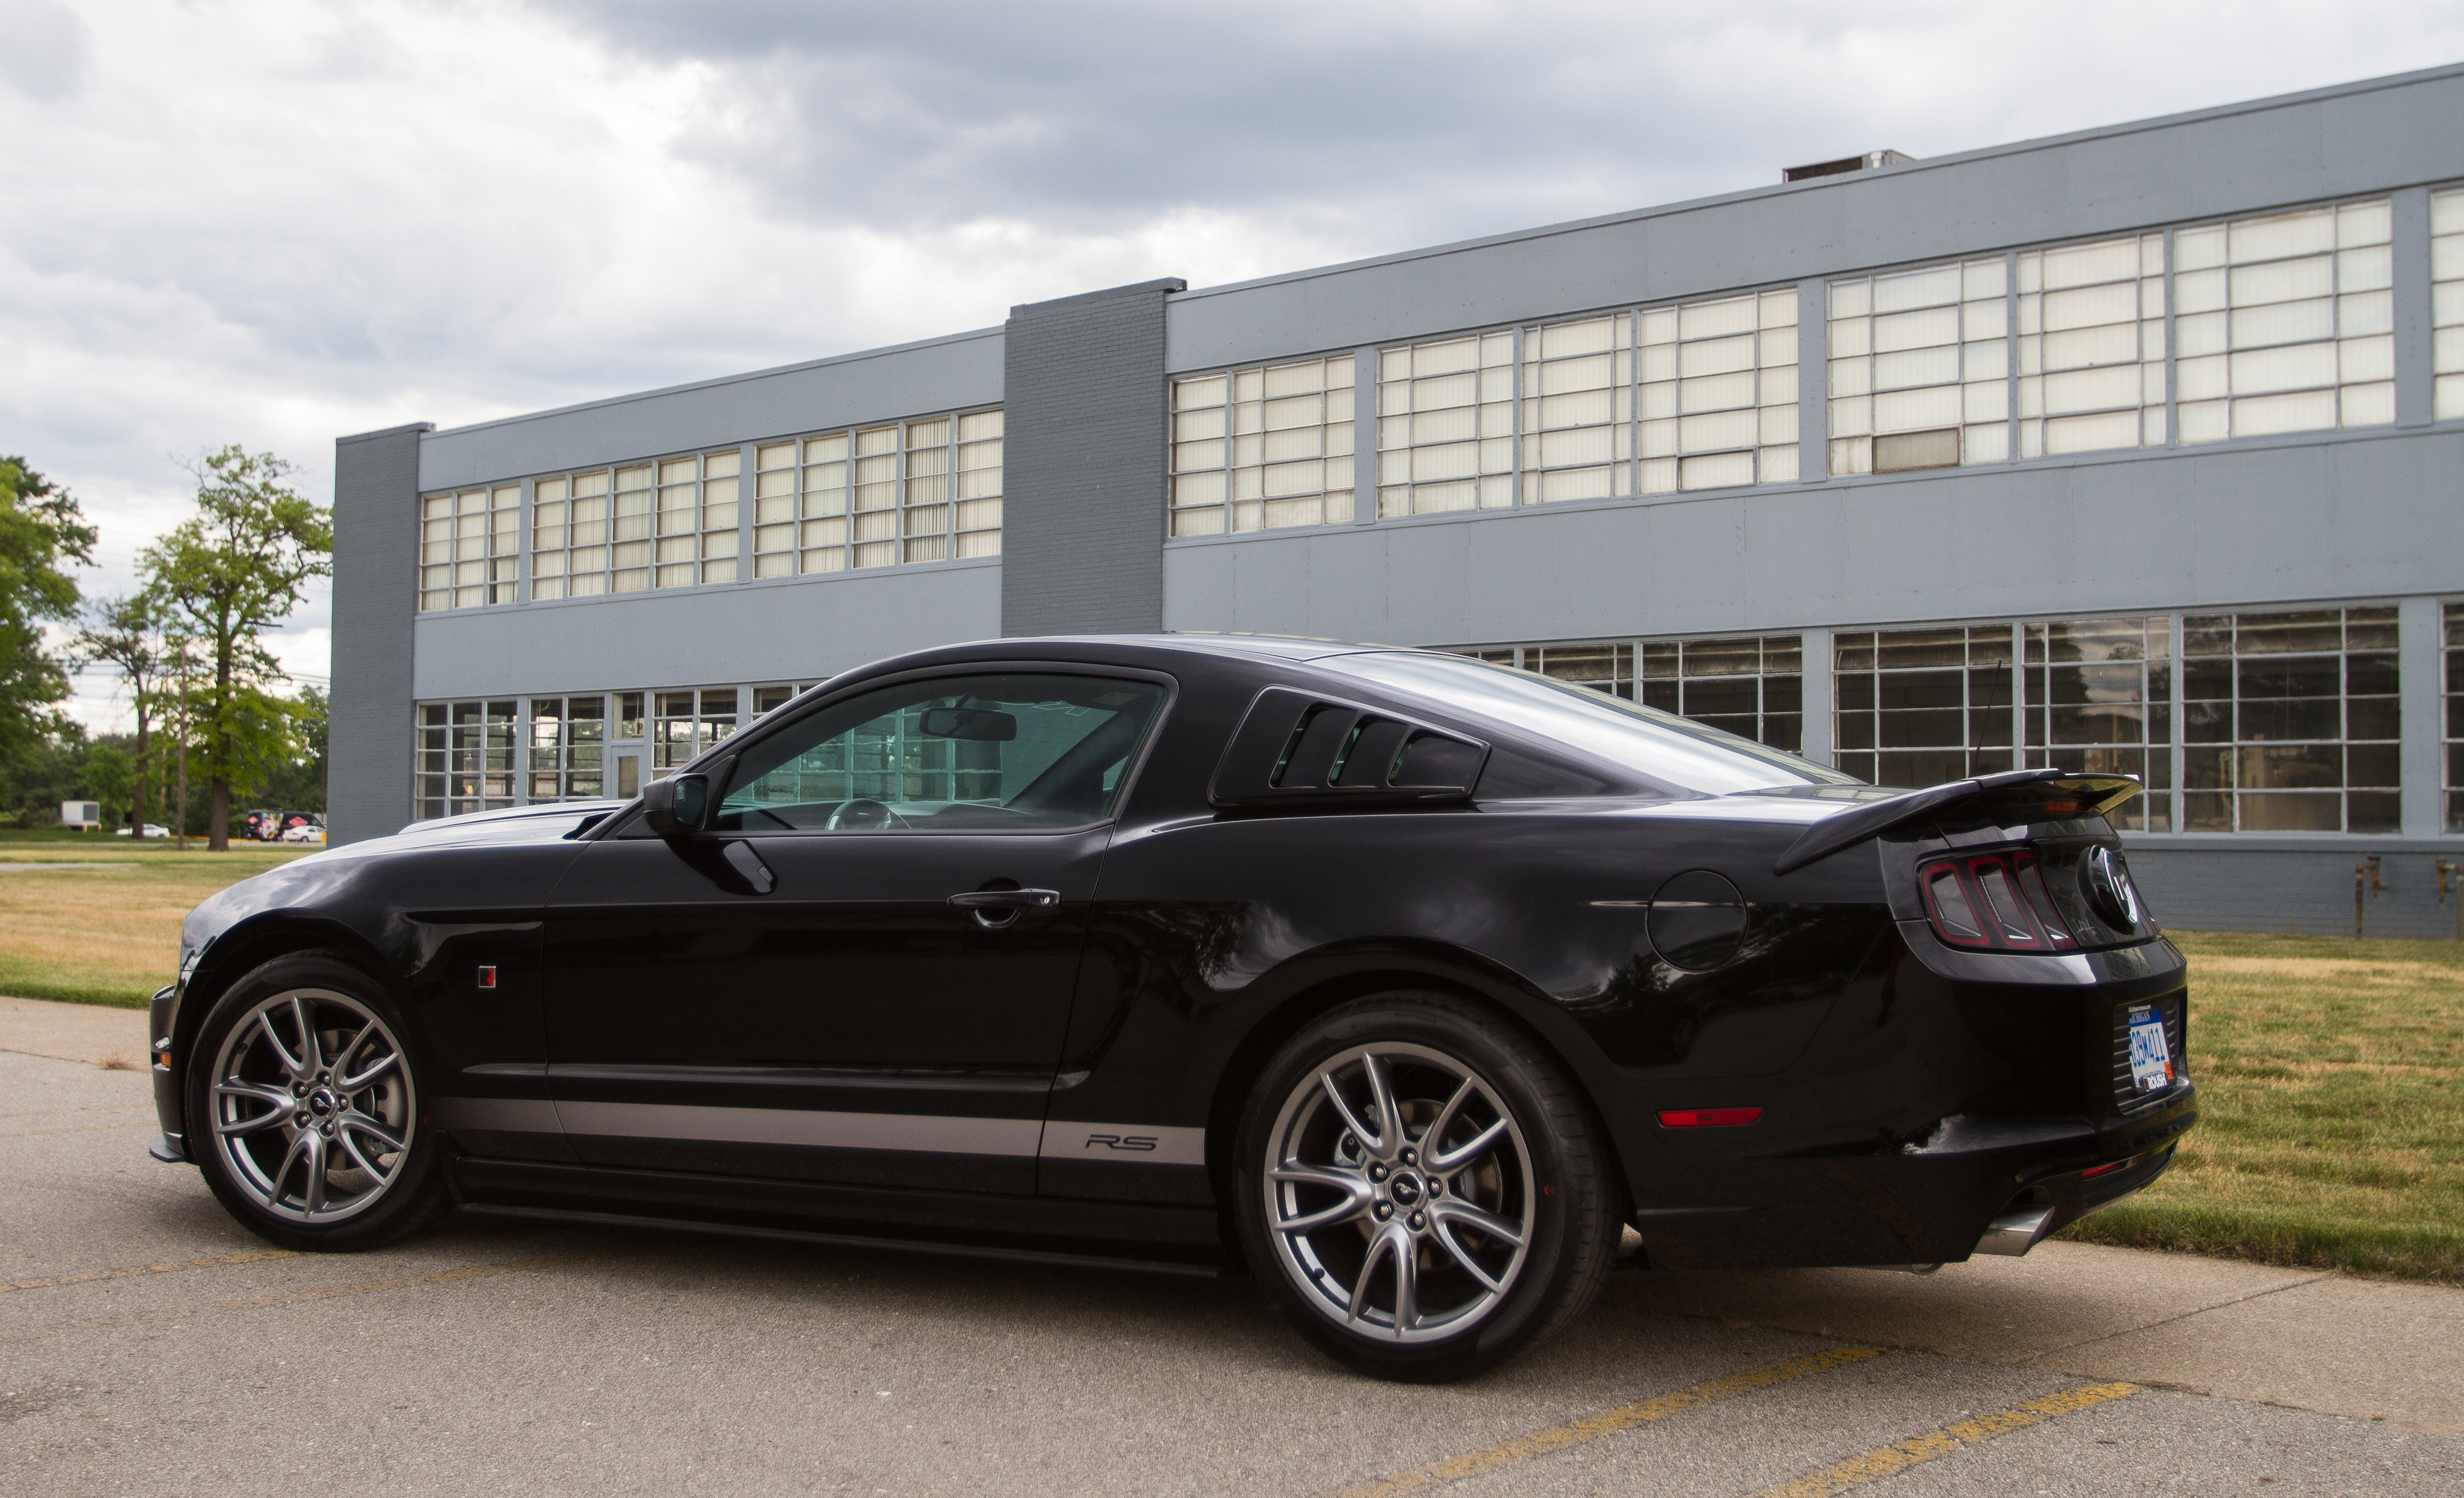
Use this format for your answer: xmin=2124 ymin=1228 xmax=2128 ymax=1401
xmin=179 ymin=802 xmax=622 ymax=961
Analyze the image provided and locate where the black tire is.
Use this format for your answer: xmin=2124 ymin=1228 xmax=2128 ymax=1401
xmin=1233 ymin=991 xmax=1616 ymax=1382
xmin=184 ymin=952 xmax=452 ymax=1252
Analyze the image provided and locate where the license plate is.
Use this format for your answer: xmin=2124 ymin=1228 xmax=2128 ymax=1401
xmin=2127 ymin=1005 xmax=2174 ymax=1094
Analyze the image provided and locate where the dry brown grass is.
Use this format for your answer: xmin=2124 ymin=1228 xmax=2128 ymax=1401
xmin=0 ymin=851 xmax=306 ymax=1007
xmin=2060 ymin=929 xmax=2464 ymax=1282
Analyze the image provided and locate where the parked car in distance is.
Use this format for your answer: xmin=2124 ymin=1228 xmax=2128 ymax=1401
xmin=114 ymin=823 xmax=172 ymax=839
xmin=280 ymin=821 xmax=326 ymax=845
xmin=149 ymin=634 xmax=2194 ymax=1382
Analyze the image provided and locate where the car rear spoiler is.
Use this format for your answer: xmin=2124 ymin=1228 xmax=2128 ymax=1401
xmin=1771 ymin=768 xmax=2142 ymax=876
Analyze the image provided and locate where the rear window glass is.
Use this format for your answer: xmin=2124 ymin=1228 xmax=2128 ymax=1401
xmin=1325 ymin=651 xmax=1858 ymax=796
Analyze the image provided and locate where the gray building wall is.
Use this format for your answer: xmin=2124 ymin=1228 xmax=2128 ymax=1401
xmin=2128 ymin=845 xmax=2464 ymax=940
xmin=327 ymin=422 xmax=428 ymax=845
xmin=410 ymin=560 xmax=999 ymax=702
xmin=1000 ymin=279 xmax=1182 ymax=636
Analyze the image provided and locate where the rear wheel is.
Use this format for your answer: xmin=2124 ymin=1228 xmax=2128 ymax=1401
xmin=185 ymin=953 xmax=451 ymax=1252
xmin=1233 ymin=992 xmax=1616 ymax=1382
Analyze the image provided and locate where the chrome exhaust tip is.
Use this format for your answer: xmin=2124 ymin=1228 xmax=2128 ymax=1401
xmin=1975 ymin=1205 xmax=2053 ymax=1257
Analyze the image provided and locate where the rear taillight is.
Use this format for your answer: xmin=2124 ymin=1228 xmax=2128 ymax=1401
xmin=1920 ymin=852 xmax=2079 ymax=952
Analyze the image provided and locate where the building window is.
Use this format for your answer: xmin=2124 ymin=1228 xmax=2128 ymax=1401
xmin=1447 ymin=635 xmax=1803 ymax=753
xmin=653 ymin=688 xmax=739 ymax=773
xmin=752 ymin=443 xmax=798 ymax=578
xmin=1637 ymin=292 xmax=1800 ymax=495
xmin=2435 ymin=190 xmax=2464 ymax=421
xmin=2015 ymin=235 xmax=2168 ymax=458
xmin=526 ymin=696 xmax=605 ymax=801
xmin=1640 ymin=636 xmax=1804 ymax=752
xmin=1373 ymin=334 xmax=1509 ymax=518
xmin=413 ymin=700 xmax=516 ymax=820
xmin=418 ymin=485 xmax=518 ymax=611
xmin=2448 ymin=602 xmax=2464 ymax=832
xmin=1829 ymin=258 xmax=2007 ymax=475
xmin=654 ymin=449 xmax=739 ymax=589
xmin=954 ymin=409 xmax=1005 ymax=558
xmin=2183 ymin=607 xmax=2399 ymax=833
xmin=752 ymin=684 xmax=797 ymax=717
xmin=2020 ymin=617 xmax=2172 ymax=832
xmin=1519 ymin=319 xmax=1624 ymax=505
xmin=2176 ymin=199 xmax=2394 ymax=443
xmin=529 ymin=471 xmax=609 ymax=601
xmin=1173 ymin=358 xmax=1357 ymax=535
xmin=1833 ymin=625 xmax=2016 ymax=787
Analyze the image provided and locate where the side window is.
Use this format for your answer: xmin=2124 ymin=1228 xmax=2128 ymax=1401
xmin=712 ymin=673 xmax=1167 ymax=833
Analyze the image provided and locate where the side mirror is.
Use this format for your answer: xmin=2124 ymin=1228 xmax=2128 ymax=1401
xmin=640 ymin=772 xmax=710 ymax=838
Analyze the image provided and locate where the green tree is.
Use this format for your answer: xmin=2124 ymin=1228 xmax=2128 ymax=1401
xmin=138 ymin=446 xmax=331 ymax=849
xmin=249 ymin=685 xmax=328 ymax=815
xmin=85 ymin=742 xmax=134 ymax=828
xmin=0 ymin=455 xmax=98 ymax=766
xmin=74 ymin=592 xmax=171 ymax=834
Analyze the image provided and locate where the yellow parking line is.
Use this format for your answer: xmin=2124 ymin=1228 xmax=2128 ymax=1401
xmin=1 ymin=1250 xmax=618 ymax=1343
xmin=1329 ymin=1346 xmax=1885 ymax=1498
xmin=3 ymin=1248 xmax=299 ymax=1294
xmin=1744 ymin=1382 xmax=2140 ymax=1498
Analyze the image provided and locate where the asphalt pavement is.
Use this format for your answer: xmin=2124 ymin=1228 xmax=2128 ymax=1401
xmin=4 ymin=1001 xmax=2460 ymax=1497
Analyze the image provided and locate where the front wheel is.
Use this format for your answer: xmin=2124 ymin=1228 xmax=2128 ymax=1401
xmin=185 ymin=952 xmax=451 ymax=1252
xmin=1233 ymin=992 xmax=1617 ymax=1382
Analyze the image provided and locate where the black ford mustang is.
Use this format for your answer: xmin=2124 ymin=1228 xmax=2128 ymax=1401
xmin=149 ymin=635 xmax=2194 ymax=1381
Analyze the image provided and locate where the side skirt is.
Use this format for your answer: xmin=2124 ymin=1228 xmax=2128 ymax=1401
xmin=447 ymin=1155 xmax=1226 ymax=1273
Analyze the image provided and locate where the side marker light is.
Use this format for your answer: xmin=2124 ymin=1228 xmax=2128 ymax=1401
xmin=1658 ymin=1108 xmax=1763 ymax=1128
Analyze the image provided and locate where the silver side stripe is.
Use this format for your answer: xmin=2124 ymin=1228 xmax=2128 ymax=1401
xmin=1040 ymin=1123 xmax=1207 ymax=1167
xmin=557 ymin=1102 xmax=1046 ymax=1157
xmin=433 ymin=1098 xmax=565 ymax=1133
xmin=434 ymin=1097 xmax=1206 ymax=1166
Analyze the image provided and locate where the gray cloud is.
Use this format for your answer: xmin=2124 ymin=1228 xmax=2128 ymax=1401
xmin=0 ymin=0 xmax=92 ymax=102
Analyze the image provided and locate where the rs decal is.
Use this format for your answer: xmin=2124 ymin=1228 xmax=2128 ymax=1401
xmin=1083 ymin=1133 xmax=1160 ymax=1152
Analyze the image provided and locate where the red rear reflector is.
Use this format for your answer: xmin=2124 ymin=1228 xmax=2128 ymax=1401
xmin=2081 ymin=1159 xmax=2127 ymax=1179
xmin=1658 ymin=1108 xmax=1763 ymax=1127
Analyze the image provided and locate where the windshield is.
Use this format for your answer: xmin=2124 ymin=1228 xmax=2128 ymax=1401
xmin=1325 ymin=651 xmax=1860 ymax=795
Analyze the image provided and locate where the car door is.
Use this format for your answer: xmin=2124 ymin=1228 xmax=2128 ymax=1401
xmin=542 ymin=666 xmax=1172 ymax=1195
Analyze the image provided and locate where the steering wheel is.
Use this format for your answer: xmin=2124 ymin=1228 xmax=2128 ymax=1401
xmin=827 ymin=798 xmax=910 ymax=831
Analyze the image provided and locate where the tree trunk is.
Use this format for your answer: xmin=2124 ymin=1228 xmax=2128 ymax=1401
xmin=208 ymin=777 xmax=229 ymax=850
xmin=131 ymin=709 xmax=150 ymax=836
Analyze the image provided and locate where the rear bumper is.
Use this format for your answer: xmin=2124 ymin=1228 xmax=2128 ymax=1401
xmin=1632 ymin=1082 xmax=2197 ymax=1270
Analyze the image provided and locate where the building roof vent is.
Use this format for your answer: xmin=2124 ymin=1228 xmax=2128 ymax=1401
xmin=1782 ymin=150 xmax=1917 ymax=184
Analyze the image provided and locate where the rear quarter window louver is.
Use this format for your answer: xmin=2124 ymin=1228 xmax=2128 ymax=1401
xmin=1209 ymin=687 xmax=1490 ymax=808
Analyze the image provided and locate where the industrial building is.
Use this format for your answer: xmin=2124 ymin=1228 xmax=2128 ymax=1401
xmin=329 ymin=63 xmax=2464 ymax=936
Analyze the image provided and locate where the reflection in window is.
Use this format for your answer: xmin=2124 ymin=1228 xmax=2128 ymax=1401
xmin=2021 ymin=617 xmax=2171 ymax=832
xmin=716 ymin=675 xmax=1168 ymax=830
xmin=2183 ymin=607 xmax=2399 ymax=833
xmin=1832 ymin=626 xmax=2015 ymax=786
xmin=526 ymin=696 xmax=605 ymax=802
xmin=1828 ymin=258 xmax=2007 ymax=474
xmin=2434 ymin=190 xmax=2464 ymax=420
xmin=413 ymin=700 xmax=516 ymax=820
xmin=1174 ymin=358 xmax=1357 ymax=535
xmin=2176 ymin=199 xmax=2394 ymax=443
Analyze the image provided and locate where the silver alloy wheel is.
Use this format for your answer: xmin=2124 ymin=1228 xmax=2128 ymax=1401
xmin=207 ymin=988 xmax=414 ymax=1225
xmin=1262 ymin=1041 xmax=1537 ymax=1343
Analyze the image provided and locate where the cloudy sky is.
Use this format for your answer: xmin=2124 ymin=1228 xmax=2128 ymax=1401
xmin=6 ymin=0 xmax=2460 ymax=731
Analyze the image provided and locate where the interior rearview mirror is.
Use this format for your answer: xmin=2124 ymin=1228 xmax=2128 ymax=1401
xmin=640 ymin=772 xmax=710 ymax=837
xmin=919 ymin=706 xmax=1018 ymax=742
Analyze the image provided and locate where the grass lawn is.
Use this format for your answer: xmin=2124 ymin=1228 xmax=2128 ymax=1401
xmin=2060 ymin=929 xmax=2464 ymax=1283
xmin=1 ymin=846 xmax=2454 ymax=1282
xmin=0 ymin=839 xmax=310 ymax=1007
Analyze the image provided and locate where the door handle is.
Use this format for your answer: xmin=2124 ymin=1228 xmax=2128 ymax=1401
xmin=947 ymin=888 xmax=1061 ymax=928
